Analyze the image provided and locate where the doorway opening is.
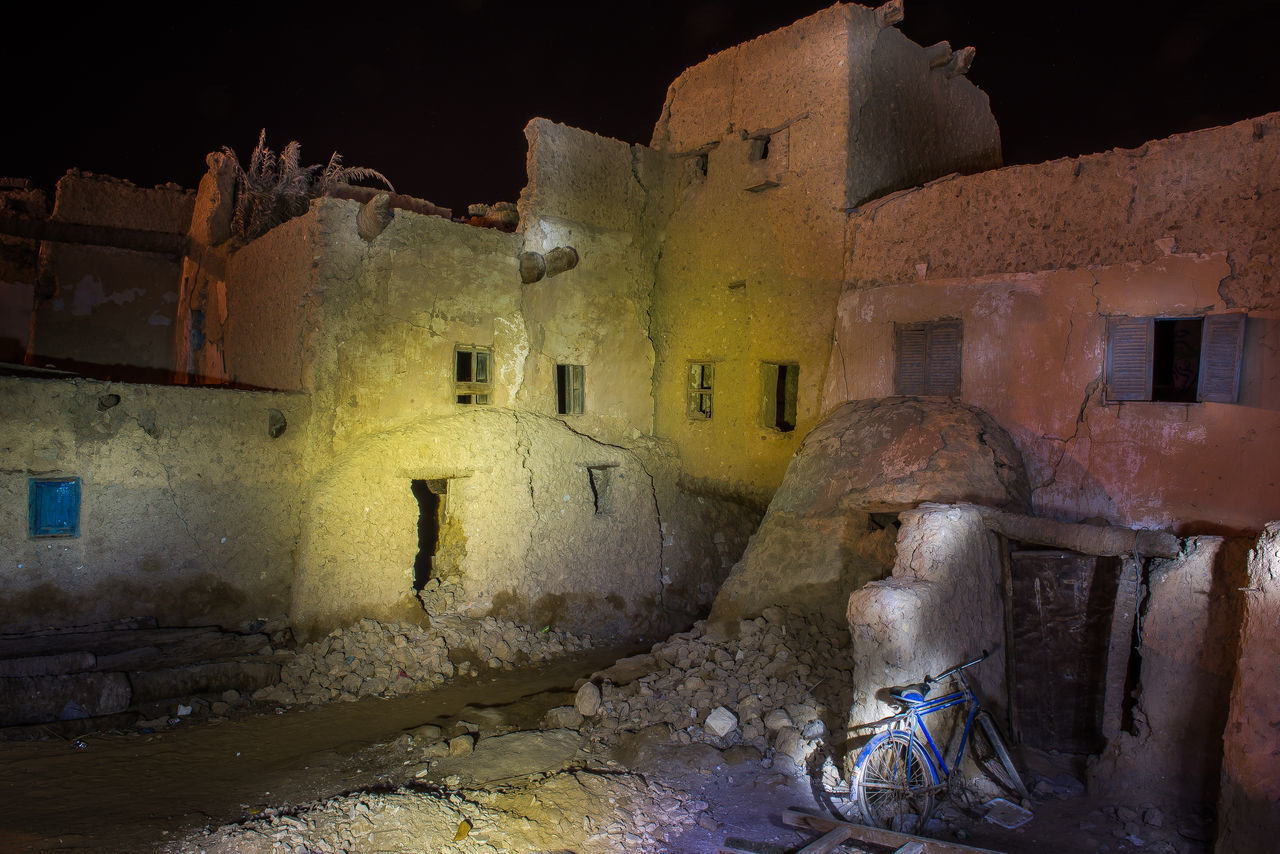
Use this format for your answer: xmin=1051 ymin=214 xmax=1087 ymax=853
xmin=411 ymin=479 xmax=447 ymax=590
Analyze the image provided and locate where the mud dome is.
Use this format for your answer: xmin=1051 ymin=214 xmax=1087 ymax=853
xmin=710 ymin=397 xmax=1029 ymax=625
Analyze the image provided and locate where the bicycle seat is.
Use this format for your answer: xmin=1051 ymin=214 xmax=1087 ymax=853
xmin=887 ymin=682 xmax=931 ymax=709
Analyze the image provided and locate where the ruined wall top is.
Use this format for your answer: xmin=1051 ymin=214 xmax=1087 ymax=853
xmin=649 ymin=2 xmax=999 ymax=207
xmin=52 ymin=170 xmax=194 ymax=234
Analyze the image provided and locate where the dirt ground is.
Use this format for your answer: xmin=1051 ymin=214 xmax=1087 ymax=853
xmin=0 ymin=644 xmax=1213 ymax=854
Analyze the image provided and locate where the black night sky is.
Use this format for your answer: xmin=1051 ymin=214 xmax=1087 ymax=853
xmin=5 ymin=1 xmax=1278 ymax=215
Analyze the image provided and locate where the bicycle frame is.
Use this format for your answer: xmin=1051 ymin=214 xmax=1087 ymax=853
xmin=856 ymin=655 xmax=986 ymax=785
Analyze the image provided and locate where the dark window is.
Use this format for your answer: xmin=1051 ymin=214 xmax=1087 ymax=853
xmin=749 ymin=135 xmax=771 ymax=161
xmin=760 ymin=362 xmax=799 ymax=432
xmin=895 ymin=319 xmax=962 ymax=397
xmin=455 ymin=345 xmax=492 ymax=405
xmin=29 ymin=478 xmax=80 ymax=538
xmin=556 ymin=364 xmax=585 ymax=415
xmin=1106 ymin=314 xmax=1245 ymax=403
xmin=688 ymin=362 xmax=714 ymax=419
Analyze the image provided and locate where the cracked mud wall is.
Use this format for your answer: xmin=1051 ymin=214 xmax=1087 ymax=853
xmin=0 ymin=376 xmax=309 ymax=633
xmin=1217 ymin=522 xmax=1280 ymax=853
xmin=647 ymin=2 xmax=1001 ymax=507
xmin=1089 ymin=536 xmax=1246 ymax=811
xmin=845 ymin=503 xmax=1007 ymax=730
xmin=827 ymin=112 xmax=1280 ymax=533
xmin=290 ymin=410 xmax=664 ymax=641
xmin=30 ymin=173 xmax=193 ymax=379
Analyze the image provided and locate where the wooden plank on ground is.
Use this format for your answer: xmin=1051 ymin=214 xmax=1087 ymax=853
xmin=782 ymin=809 xmax=1008 ymax=854
xmin=797 ymin=824 xmax=855 ymax=853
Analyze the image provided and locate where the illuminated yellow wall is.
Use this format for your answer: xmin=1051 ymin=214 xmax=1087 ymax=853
xmin=647 ymin=4 xmax=1000 ymax=506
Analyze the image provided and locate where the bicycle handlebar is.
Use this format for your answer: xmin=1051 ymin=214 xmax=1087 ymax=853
xmin=925 ymin=649 xmax=989 ymax=686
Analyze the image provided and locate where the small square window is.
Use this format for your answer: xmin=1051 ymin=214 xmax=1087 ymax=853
xmin=29 ymin=478 xmax=80 ymax=538
xmin=455 ymin=345 xmax=493 ymax=405
xmin=687 ymin=363 xmax=714 ymax=419
xmin=760 ymin=362 xmax=798 ymax=432
xmin=556 ymin=364 xmax=585 ymax=415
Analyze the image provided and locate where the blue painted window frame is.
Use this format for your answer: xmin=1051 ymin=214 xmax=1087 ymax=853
xmin=29 ymin=478 xmax=81 ymax=538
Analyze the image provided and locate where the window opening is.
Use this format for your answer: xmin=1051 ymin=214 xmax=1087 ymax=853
xmin=29 ymin=477 xmax=80 ymax=538
xmin=895 ymin=319 xmax=962 ymax=396
xmin=750 ymin=135 xmax=771 ymax=161
xmin=455 ymin=345 xmax=492 ymax=405
xmin=687 ymin=362 xmax=714 ymax=419
xmin=760 ymin=362 xmax=799 ymax=432
xmin=1152 ymin=318 xmax=1202 ymax=402
xmin=410 ymin=479 xmax=447 ymax=589
xmin=556 ymin=364 xmax=585 ymax=415
xmin=1106 ymin=314 xmax=1245 ymax=403
xmin=587 ymin=466 xmax=614 ymax=515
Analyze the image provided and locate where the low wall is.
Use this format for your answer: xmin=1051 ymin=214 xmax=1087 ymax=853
xmin=0 ymin=376 xmax=309 ymax=632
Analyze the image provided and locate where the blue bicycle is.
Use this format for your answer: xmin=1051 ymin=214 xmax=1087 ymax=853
xmin=839 ymin=650 xmax=1028 ymax=830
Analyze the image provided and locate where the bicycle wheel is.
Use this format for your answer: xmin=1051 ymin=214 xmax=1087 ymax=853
xmin=972 ymin=712 xmax=1029 ymax=799
xmin=852 ymin=730 xmax=939 ymax=829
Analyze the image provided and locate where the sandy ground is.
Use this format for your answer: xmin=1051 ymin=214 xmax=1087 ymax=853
xmin=0 ymin=645 xmax=1213 ymax=854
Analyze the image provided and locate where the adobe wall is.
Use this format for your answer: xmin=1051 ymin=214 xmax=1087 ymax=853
xmin=291 ymin=410 xmax=665 ymax=641
xmin=646 ymin=5 xmax=857 ymax=507
xmin=518 ymin=119 xmax=661 ymax=441
xmin=0 ymin=376 xmax=309 ymax=633
xmin=827 ymin=113 xmax=1280 ymax=533
xmin=219 ymin=210 xmax=327 ymax=392
xmin=647 ymin=2 xmax=1001 ymax=507
xmin=1217 ymin=522 xmax=1280 ymax=852
xmin=29 ymin=173 xmax=194 ymax=379
xmin=1090 ymin=536 xmax=1247 ymax=810
xmin=845 ymin=503 xmax=1007 ymax=729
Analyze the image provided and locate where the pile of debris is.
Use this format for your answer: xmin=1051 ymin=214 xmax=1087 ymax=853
xmin=252 ymin=616 xmax=593 ymax=706
xmin=170 ymin=768 xmax=701 ymax=854
xmin=574 ymin=607 xmax=855 ymax=765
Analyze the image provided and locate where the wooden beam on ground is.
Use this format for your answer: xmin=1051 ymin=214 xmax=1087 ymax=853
xmin=782 ymin=809 xmax=1008 ymax=854
xmin=797 ymin=824 xmax=855 ymax=853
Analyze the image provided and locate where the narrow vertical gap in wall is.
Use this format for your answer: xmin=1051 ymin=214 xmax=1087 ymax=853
xmin=1120 ymin=558 xmax=1150 ymax=734
xmin=410 ymin=479 xmax=447 ymax=590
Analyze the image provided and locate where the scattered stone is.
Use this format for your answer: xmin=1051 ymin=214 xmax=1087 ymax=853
xmin=448 ymin=735 xmax=474 ymax=757
xmin=544 ymin=706 xmax=585 ymax=728
xmin=575 ymin=682 xmax=602 ymax=717
xmin=763 ymin=709 xmax=793 ymax=731
xmin=1144 ymin=807 xmax=1164 ymax=828
xmin=704 ymin=706 xmax=739 ymax=737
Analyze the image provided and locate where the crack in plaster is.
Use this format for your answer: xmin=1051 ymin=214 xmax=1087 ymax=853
xmin=1036 ymin=375 xmax=1102 ymax=495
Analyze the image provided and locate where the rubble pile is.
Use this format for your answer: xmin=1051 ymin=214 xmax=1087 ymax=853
xmin=581 ymin=607 xmax=855 ymax=766
xmin=170 ymin=768 xmax=700 ymax=854
xmin=252 ymin=616 xmax=592 ymax=706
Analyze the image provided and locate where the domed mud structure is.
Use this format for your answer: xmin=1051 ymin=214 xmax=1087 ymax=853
xmin=709 ymin=397 xmax=1030 ymax=625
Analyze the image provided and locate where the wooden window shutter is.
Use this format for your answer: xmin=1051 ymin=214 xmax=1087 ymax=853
xmin=1197 ymin=313 xmax=1246 ymax=403
xmin=924 ymin=320 xmax=962 ymax=397
xmin=895 ymin=324 xmax=927 ymax=395
xmin=1106 ymin=317 xmax=1154 ymax=401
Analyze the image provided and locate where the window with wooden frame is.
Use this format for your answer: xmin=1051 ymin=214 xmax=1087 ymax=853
xmin=556 ymin=364 xmax=585 ymax=415
xmin=1106 ymin=314 xmax=1246 ymax=403
xmin=454 ymin=345 xmax=492 ymax=405
xmin=29 ymin=477 xmax=80 ymax=538
xmin=759 ymin=362 xmax=799 ymax=433
xmin=895 ymin=319 xmax=962 ymax=396
xmin=687 ymin=362 xmax=714 ymax=419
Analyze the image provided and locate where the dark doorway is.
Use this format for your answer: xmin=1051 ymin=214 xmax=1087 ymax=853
xmin=410 ymin=479 xmax=447 ymax=589
xmin=1010 ymin=549 xmax=1120 ymax=755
